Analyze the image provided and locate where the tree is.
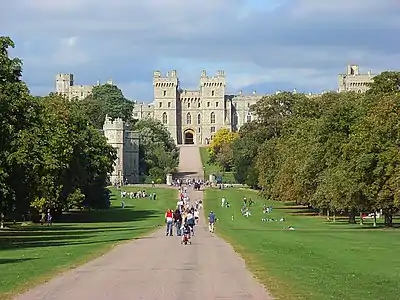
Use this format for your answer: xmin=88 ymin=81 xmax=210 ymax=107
xmin=0 ymin=36 xmax=40 ymax=218
xmin=367 ymin=71 xmax=400 ymax=95
xmin=132 ymin=118 xmax=178 ymax=182
xmin=0 ymin=36 xmax=118 ymax=220
xmin=208 ymin=128 xmax=238 ymax=163
xmin=77 ymin=83 xmax=135 ymax=128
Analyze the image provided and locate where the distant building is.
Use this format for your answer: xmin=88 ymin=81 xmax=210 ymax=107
xmin=132 ymin=70 xmax=264 ymax=146
xmin=55 ymin=73 xmax=113 ymax=100
xmin=338 ymin=64 xmax=374 ymax=93
xmin=102 ymin=116 xmax=140 ymax=185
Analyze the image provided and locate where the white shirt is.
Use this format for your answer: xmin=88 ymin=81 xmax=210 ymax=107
xmin=194 ymin=211 xmax=199 ymax=218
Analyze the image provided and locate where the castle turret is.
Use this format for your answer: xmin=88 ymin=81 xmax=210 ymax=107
xmin=152 ymin=70 xmax=180 ymax=143
xmin=103 ymin=116 xmax=139 ymax=185
xmin=56 ymin=73 xmax=73 ymax=98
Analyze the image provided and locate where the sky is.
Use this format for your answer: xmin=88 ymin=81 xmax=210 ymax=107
xmin=2 ymin=0 xmax=400 ymax=102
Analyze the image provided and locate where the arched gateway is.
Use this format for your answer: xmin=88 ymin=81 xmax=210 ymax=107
xmin=183 ymin=129 xmax=195 ymax=145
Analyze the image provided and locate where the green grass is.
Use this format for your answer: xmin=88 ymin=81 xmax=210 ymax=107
xmin=199 ymin=147 xmax=236 ymax=183
xmin=204 ymin=188 xmax=400 ymax=300
xmin=0 ymin=187 xmax=177 ymax=299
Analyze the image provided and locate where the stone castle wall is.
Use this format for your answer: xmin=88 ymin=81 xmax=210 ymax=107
xmin=102 ymin=116 xmax=139 ymax=185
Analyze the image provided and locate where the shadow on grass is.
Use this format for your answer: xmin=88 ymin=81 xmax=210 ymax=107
xmin=326 ymin=221 xmax=400 ymax=230
xmin=60 ymin=208 xmax=159 ymax=223
xmin=0 ymin=258 xmax=38 ymax=265
xmin=0 ymin=226 xmax=153 ymax=251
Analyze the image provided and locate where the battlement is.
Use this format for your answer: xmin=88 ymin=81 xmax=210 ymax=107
xmin=153 ymin=70 xmax=178 ymax=78
xmin=103 ymin=115 xmax=128 ymax=130
xmin=199 ymin=70 xmax=226 ymax=87
xmin=200 ymin=70 xmax=225 ymax=80
xmin=56 ymin=73 xmax=73 ymax=79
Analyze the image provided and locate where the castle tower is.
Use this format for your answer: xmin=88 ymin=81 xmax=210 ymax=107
xmin=153 ymin=70 xmax=180 ymax=144
xmin=199 ymin=70 xmax=227 ymax=142
xmin=103 ymin=116 xmax=139 ymax=185
xmin=56 ymin=73 xmax=73 ymax=99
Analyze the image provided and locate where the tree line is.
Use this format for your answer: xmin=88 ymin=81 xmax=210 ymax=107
xmin=0 ymin=36 xmax=178 ymax=223
xmin=209 ymin=71 xmax=400 ymax=226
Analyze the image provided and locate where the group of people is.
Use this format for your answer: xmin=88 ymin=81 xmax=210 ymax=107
xmin=164 ymin=184 xmax=217 ymax=244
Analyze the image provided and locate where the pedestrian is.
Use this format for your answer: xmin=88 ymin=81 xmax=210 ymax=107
xmin=173 ymin=208 xmax=182 ymax=236
xmin=165 ymin=209 xmax=174 ymax=236
xmin=208 ymin=211 xmax=216 ymax=233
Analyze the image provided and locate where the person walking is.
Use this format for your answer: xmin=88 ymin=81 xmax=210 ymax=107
xmin=173 ymin=208 xmax=182 ymax=236
xmin=165 ymin=209 xmax=174 ymax=236
xmin=208 ymin=211 xmax=216 ymax=233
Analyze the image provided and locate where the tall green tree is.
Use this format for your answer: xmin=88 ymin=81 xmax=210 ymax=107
xmin=132 ymin=118 xmax=178 ymax=183
xmin=77 ymin=83 xmax=135 ymax=128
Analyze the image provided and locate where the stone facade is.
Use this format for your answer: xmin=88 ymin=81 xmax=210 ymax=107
xmin=132 ymin=70 xmax=263 ymax=145
xmin=338 ymin=64 xmax=375 ymax=93
xmin=102 ymin=116 xmax=140 ymax=185
xmin=55 ymin=73 xmax=113 ymax=100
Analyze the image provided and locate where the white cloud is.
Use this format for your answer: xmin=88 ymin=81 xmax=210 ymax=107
xmin=1 ymin=0 xmax=400 ymax=100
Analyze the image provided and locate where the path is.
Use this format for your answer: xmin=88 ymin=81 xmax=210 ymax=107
xmin=15 ymin=146 xmax=272 ymax=300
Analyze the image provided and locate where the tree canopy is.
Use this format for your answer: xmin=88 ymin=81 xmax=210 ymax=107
xmin=77 ymin=83 xmax=135 ymax=129
xmin=0 ymin=36 xmax=117 ymax=223
xmin=132 ymin=118 xmax=179 ymax=183
xmin=209 ymin=73 xmax=400 ymax=226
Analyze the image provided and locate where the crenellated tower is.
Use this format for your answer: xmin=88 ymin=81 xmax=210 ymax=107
xmin=153 ymin=70 xmax=180 ymax=143
xmin=199 ymin=70 xmax=227 ymax=141
xmin=103 ymin=116 xmax=139 ymax=185
xmin=56 ymin=73 xmax=73 ymax=99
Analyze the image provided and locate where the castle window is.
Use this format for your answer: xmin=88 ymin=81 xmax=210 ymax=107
xmin=211 ymin=90 xmax=215 ymax=96
xmin=207 ymin=102 xmax=210 ymax=107
xmin=198 ymin=102 xmax=201 ymax=108
xmin=210 ymin=112 xmax=215 ymax=124
xmin=159 ymin=102 xmax=162 ymax=108
xmin=216 ymin=102 xmax=219 ymax=107
xmin=188 ymin=102 xmax=191 ymax=108
xmin=211 ymin=126 xmax=216 ymax=133
xmin=162 ymin=112 xmax=167 ymax=124
xmin=246 ymin=113 xmax=252 ymax=122
xmin=197 ymin=114 xmax=201 ymax=125
xmin=198 ymin=127 xmax=201 ymax=133
xmin=186 ymin=113 xmax=192 ymax=124
xmin=163 ymin=90 xmax=166 ymax=96
xmin=168 ymin=102 xmax=171 ymax=108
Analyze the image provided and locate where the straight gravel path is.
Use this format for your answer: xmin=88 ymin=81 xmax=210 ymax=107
xmin=15 ymin=146 xmax=272 ymax=300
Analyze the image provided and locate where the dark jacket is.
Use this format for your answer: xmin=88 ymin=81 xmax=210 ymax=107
xmin=173 ymin=209 xmax=182 ymax=222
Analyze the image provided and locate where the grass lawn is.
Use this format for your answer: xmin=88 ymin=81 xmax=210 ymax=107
xmin=199 ymin=147 xmax=236 ymax=183
xmin=0 ymin=186 xmax=177 ymax=300
xmin=204 ymin=188 xmax=400 ymax=300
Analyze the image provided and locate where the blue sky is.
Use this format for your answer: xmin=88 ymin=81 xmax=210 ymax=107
xmin=2 ymin=0 xmax=400 ymax=102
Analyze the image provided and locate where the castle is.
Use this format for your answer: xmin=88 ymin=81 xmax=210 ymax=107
xmin=132 ymin=70 xmax=263 ymax=145
xmin=55 ymin=73 xmax=114 ymax=100
xmin=56 ymin=64 xmax=376 ymax=147
xmin=101 ymin=116 xmax=140 ymax=185
xmin=338 ymin=64 xmax=374 ymax=93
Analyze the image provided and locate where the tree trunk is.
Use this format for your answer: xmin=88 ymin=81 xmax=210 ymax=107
xmin=348 ymin=208 xmax=356 ymax=224
xmin=327 ymin=209 xmax=330 ymax=221
xmin=0 ymin=213 xmax=4 ymax=229
xmin=384 ymin=209 xmax=393 ymax=227
xmin=373 ymin=212 xmax=377 ymax=227
xmin=359 ymin=212 xmax=364 ymax=225
xmin=333 ymin=211 xmax=336 ymax=223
